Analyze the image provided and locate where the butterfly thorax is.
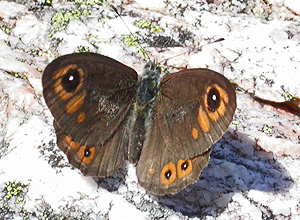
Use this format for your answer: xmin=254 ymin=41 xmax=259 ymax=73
xmin=136 ymin=61 xmax=161 ymax=109
xmin=128 ymin=61 xmax=161 ymax=164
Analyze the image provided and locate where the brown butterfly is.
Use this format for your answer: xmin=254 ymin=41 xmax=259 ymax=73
xmin=42 ymin=52 xmax=236 ymax=195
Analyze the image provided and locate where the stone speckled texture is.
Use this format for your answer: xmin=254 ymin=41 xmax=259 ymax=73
xmin=0 ymin=0 xmax=299 ymax=219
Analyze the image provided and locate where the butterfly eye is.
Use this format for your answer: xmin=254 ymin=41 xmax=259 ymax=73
xmin=62 ymin=68 xmax=81 ymax=93
xmin=207 ymin=87 xmax=220 ymax=112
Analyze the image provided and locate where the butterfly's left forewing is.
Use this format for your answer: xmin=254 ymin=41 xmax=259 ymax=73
xmin=136 ymin=68 xmax=236 ymax=195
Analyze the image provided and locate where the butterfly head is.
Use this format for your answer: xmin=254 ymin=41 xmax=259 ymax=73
xmin=143 ymin=61 xmax=161 ymax=79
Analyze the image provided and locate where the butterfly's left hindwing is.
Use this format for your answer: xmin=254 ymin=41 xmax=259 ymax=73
xmin=54 ymin=118 xmax=131 ymax=177
xmin=136 ymin=68 xmax=236 ymax=195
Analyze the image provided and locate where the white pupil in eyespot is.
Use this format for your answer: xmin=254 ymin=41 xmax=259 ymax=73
xmin=69 ymin=75 xmax=74 ymax=81
xmin=212 ymin=94 xmax=217 ymax=101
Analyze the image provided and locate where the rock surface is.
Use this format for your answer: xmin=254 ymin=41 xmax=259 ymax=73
xmin=0 ymin=0 xmax=299 ymax=219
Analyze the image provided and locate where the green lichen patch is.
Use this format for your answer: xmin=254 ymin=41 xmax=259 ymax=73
xmin=4 ymin=40 xmax=11 ymax=47
xmin=134 ymin=20 xmax=151 ymax=29
xmin=231 ymin=120 xmax=241 ymax=127
xmin=0 ymin=182 xmax=30 ymax=219
xmin=6 ymin=71 xmax=27 ymax=80
xmin=133 ymin=19 xmax=180 ymax=48
xmin=281 ymin=91 xmax=296 ymax=102
xmin=0 ymin=24 xmax=13 ymax=35
xmin=134 ymin=19 xmax=163 ymax=33
xmin=49 ymin=9 xmax=91 ymax=37
xmin=121 ymin=34 xmax=149 ymax=59
xmin=29 ymin=49 xmax=41 ymax=56
xmin=75 ymin=45 xmax=91 ymax=53
xmin=4 ymin=182 xmax=26 ymax=202
xmin=262 ymin=124 xmax=274 ymax=135
xmin=67 ymin=0 xmax=106 ymax=6
xmin=121 ymin=34 xmax=139 ymax=47
xmin=133 ymin=19 xmax=181 ymax=48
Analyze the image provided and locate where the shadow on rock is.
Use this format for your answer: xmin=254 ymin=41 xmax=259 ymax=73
xmin=155 ymin=129 xmax=292 ymax=218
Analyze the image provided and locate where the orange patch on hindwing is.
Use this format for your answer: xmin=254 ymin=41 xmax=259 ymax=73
xmin=65 ymin=136 xmax=80 ymax=151
xmin=177 ymin=159 xmax=193 ymax=179
xmin=78 ymin=146 xmax=96 ymax=164
xmin=160 ymin=162 xmax=176 ymax=185
xmin=149 ymin=168 xmax=155 ymax=175
xmin=198 ymin=107 xmax=210 ymax=132
xmin=65 ymin=136 xmax=72 ymax=145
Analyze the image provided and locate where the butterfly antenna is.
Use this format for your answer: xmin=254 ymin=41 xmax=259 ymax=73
xmin=110 ymin=5 xmax=151 ymax=62
xmin=158 ymin=38 xmax=225 ymax=64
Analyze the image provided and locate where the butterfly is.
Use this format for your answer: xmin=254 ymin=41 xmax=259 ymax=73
xmin=42 ymin=52 xmax=236 ymax=195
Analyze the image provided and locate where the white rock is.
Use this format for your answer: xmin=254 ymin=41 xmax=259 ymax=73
xmin=13 ymin=14 xmax=47 ymax=46
xmin=0 ymin=1 xmax=28 ymax=20
xmin=135 ymin=0 xmax=166 ymax=10
xmin=285 ymin=0 xmax=300 ymax=15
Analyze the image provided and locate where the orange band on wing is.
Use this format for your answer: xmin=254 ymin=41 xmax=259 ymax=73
xmin=198 ymin=107 xmax=210 ymax=132
xmin=77 ymin=112 xmax=86 ymax=123
xmin=66 ymin=93 xmax=86 ymax=114
xmin=191 ymin=127 xmax=199 ymax=140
